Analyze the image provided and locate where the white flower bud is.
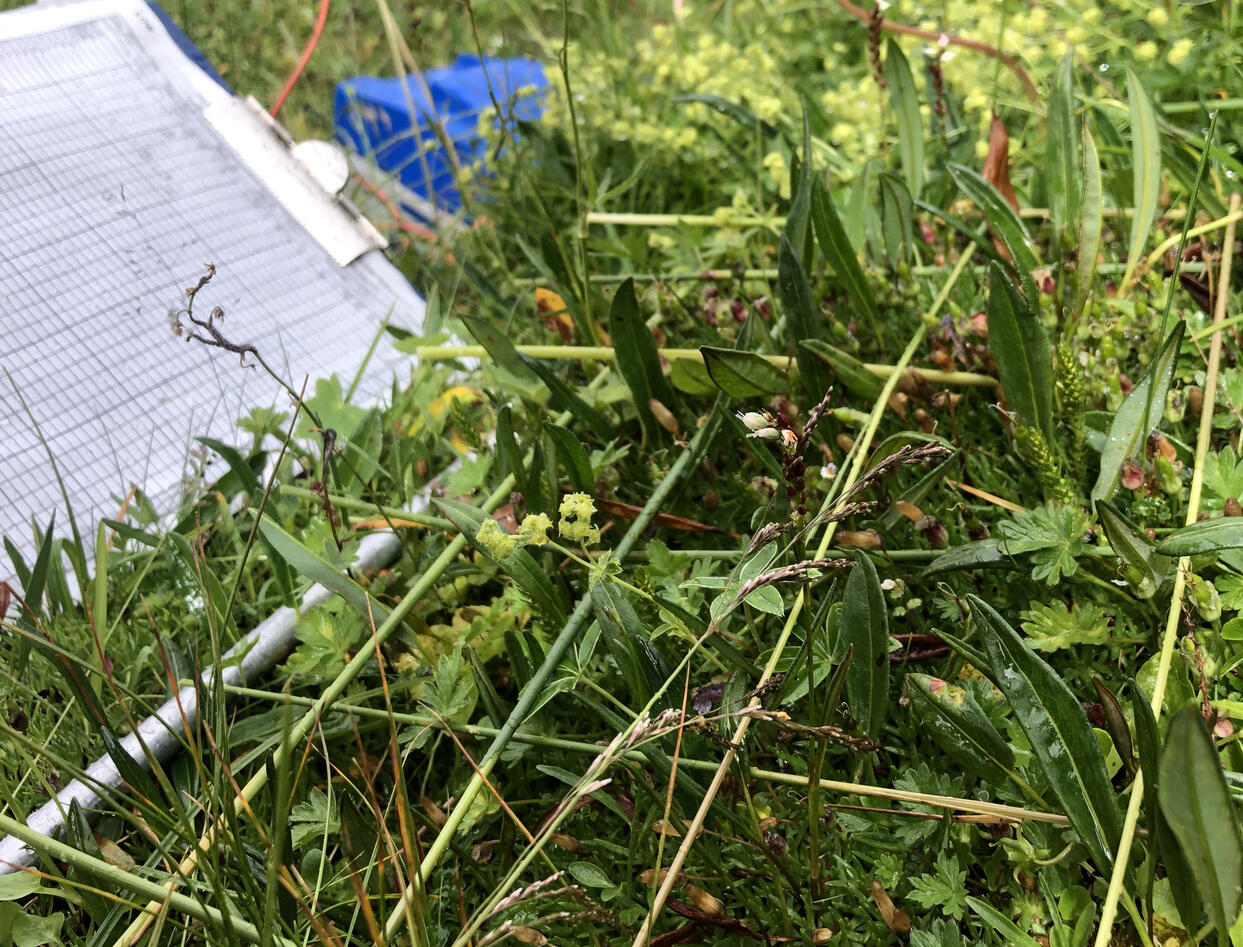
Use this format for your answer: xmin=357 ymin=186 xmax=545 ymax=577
xmin=736 ymin=411 xmax=771 ymax=432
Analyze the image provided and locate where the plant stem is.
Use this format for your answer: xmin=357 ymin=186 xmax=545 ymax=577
xmin=417 ymin=343 xmax=999 ymax=388
xmin=630 ymin=243 xmax=978 ymax=945
xmin=0 ymin=812 xmax=295 ymax=947
xmin=1092 ymin=191 xmax=1242 ymax=947
xmin=380 ymin=395 xmax=732 ymax=943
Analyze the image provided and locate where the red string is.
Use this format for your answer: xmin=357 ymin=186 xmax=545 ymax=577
xmin=269 ymin=0 xmax=331 ymax=118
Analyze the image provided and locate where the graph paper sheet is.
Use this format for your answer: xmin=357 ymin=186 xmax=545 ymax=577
xmin=0 ymin=0 xmax=426 ymax=581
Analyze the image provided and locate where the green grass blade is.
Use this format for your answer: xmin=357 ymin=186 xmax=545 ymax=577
xmin=985 ymin=261 xmax=1053 ymax=442
xmin=1091 ymin=322 xmax=1185 ymax=502
xmin=968 ymin=595 xmax=1122 ymax=871
xmin=840 ymin=551 xmax=889 ymax=738
xmin=1159 ymin=706 xmax=1243 ymax=945
xmin=1120 ymin=66 xmax=1163 ymax=295
xmin=884 ymin=38 xmax=924 ymax=198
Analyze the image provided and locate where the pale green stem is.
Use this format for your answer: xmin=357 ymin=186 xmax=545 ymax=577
xmin=1092 ymin=192 xmax=1242 ymax=946
xmin=630 ymin=243 xmax=978 ymax=946
xmin=380 ymin=394 xmax=731 ymax=943
xmin=417 ymin=344 xmax=999 ymax=388
xmin=0 ymin=812 xmax=296 ymax=947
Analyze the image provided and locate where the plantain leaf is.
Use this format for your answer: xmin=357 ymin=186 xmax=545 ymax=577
xmin=840 ymin=551 xmax=890 ymax=738
xmin=461 ymin=314 xmax=538 ymax=382
xmin=966 ymin=896 xmax=1041 ymax=945
xmin=986 ymin=261 xmax=1053 ymax=441
xmin=1096 ymin=499 xmax=1169 ymax=598
xmin=1159 ymin=705 xmax=1243 ymax=945
xmin=198 ymin=437 xmax=261 ymax=501
xmin=1046 ymin=56 xmax=1080 ymax=249
xmin=257 ymin=516 xmax=392 ymax=626
xmin=1134 ymin=680 xmax=1201 ymax=931
xmin=543 ymin=422 xmax=594 ymax=493
xmin=433 ymin=498 xmax=568 ymax=626
xmin=608 ymin=278 xmax=672 ymax=440
xmin=700 ymin=346 xmax=789 ymax=399
xmin=799 ymin=338 xmax=884 ymax=401
xmin=777 ymin=233 xmax=834 ymax=400
xmin=884 ymin=39 xmax=924 ymax=198
xmin=1070 ymin=125 xmax=1103 ymax=326
xmin=948 ymin=163 xmax=1040 ymax=277
xmin=923 ymin=537 xmax=1015 ymax=576
xmin=1121 ymin=66 xmax=1163 ymax=292
xmin=1091 ymin=322 xmax=1185 ymax=502
xmin=907 ymin=672 xmax=1016 ymax=786
xmin=1157 ymin=517 xmax=1243 ymax=557
xmin=878 ymin=171 xmax=914 ymax=268
xmin=811 ymin=177 xmax=880 ymax=328
xmin=968 ymin=595 xmax=1122 ymax=871
xmin=495 ymin=405 xmax=526 ymax=486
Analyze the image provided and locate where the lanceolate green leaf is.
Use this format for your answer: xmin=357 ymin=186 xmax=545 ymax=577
xmin=1121 ymin=66 xmax=1163 ymax=293
xmin=1096 ymin=499 xmax=1169 ymax=598
xmin=968 ymin=595 xmax=1122 ymax=871
xmin=591 ymin=582 xmax=670 ymax=707
xmin=1159 ymin=705 xmax=1243 ymax=945
xmin=986 ymin=261 xmax=1053 ymax=441
xmin=1070 ymin=124 xmax=1103 ymax=326
xmin=840 ymin=551 xmax=890 ymax=738
xmin=879 ymin=171 xmax=914 ymax=268
xmin=608 ymin=278 xmax=673 ymax=440
xmin=777 ymin=233 xmax=833 ymax=398
xmin=922 ymin=537 xmax=1015 ymax=576
xmin=884 ymin=38 xmax=924 ymax=198
xmin=1157 ymin=517 xmax=1243 ymax=557
xmin=1046 ymin=55 xmax=1080 ymax=248
xmin=700 ymin=346 xmax=789 ymax=398
xmin=811 ymin=177 xmax=880 ymax=328
xmin=522 ymin=357 xmax=615 ymax=442
xmin=257 ymin=516 xmax=392 ymax=626
xmin=1091 ymin=322 xmax=1185 ymax=502
xmin=785 ymin=102 xmax=814 ymax=267
xmin=543 ymin=422 xmax=594 ymax=493
xmin=947 ymin=163 xmax=1040 ymax=277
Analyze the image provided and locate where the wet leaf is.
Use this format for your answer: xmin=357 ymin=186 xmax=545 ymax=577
xmin=1097 ymin=499 xmax=1168 ymax=598
xmin=1092 ymin=322 xmax=1185 ymax=502
xmin=969 ymin=595 xmax=1122 ymax=871
xmin=778 ymin=233 xmax=833 ymax=398
xmin=907 ymin=673 xmax=1017 ymax=786
xmin=1159 ymin=705 xmax=1243 ymax=944
xmin=1071 ymin=125 xmax=1103 ymax=325
xmin=1158 ymin=517 xmax=1243 ymax=557
xmin=811 ymin=176 xmax=880 ymax=328
xmin=986 ymin=260 xmax=1053 ymax=441
xmin=840 ymin=551 xmax=889 ymax=738
xmin=1120 ymin=66 xmax=1162 ymax=292
xmin=1046 ymin=56 xmax=1081 ymax=248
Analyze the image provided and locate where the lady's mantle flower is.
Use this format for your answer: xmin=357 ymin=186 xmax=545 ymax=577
xmin=476 ymin=518 xmax=517 ymax=559
xmin=517 ymin=512 xmax=553 ymax=547
xmin=559 ymin=492 xmax=601 ymax=545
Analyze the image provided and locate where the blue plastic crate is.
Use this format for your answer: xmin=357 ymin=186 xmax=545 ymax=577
xmin=335 ymin=54 xmax=548 ymax=218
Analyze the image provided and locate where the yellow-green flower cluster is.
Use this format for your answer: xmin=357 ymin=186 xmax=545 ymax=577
xmin=558 ymin=492 xmax=601 ymax=546
xmin=476 ymin=511 xmax=554 ymax=560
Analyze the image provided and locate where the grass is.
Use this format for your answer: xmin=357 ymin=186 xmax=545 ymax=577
xmin=6 ymin=0 xmax=1243 ymax=945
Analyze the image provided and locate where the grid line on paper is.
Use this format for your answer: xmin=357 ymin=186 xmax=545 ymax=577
xmin=0 ymin=13 xmax=422 ymax=581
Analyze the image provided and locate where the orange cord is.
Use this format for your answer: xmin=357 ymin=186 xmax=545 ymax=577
xmin=269 ymin=0 xmax=331 ymax=118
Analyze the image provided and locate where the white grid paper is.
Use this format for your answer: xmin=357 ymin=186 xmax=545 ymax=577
xmin=0 ymin=1 xmax=425 ymax=580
